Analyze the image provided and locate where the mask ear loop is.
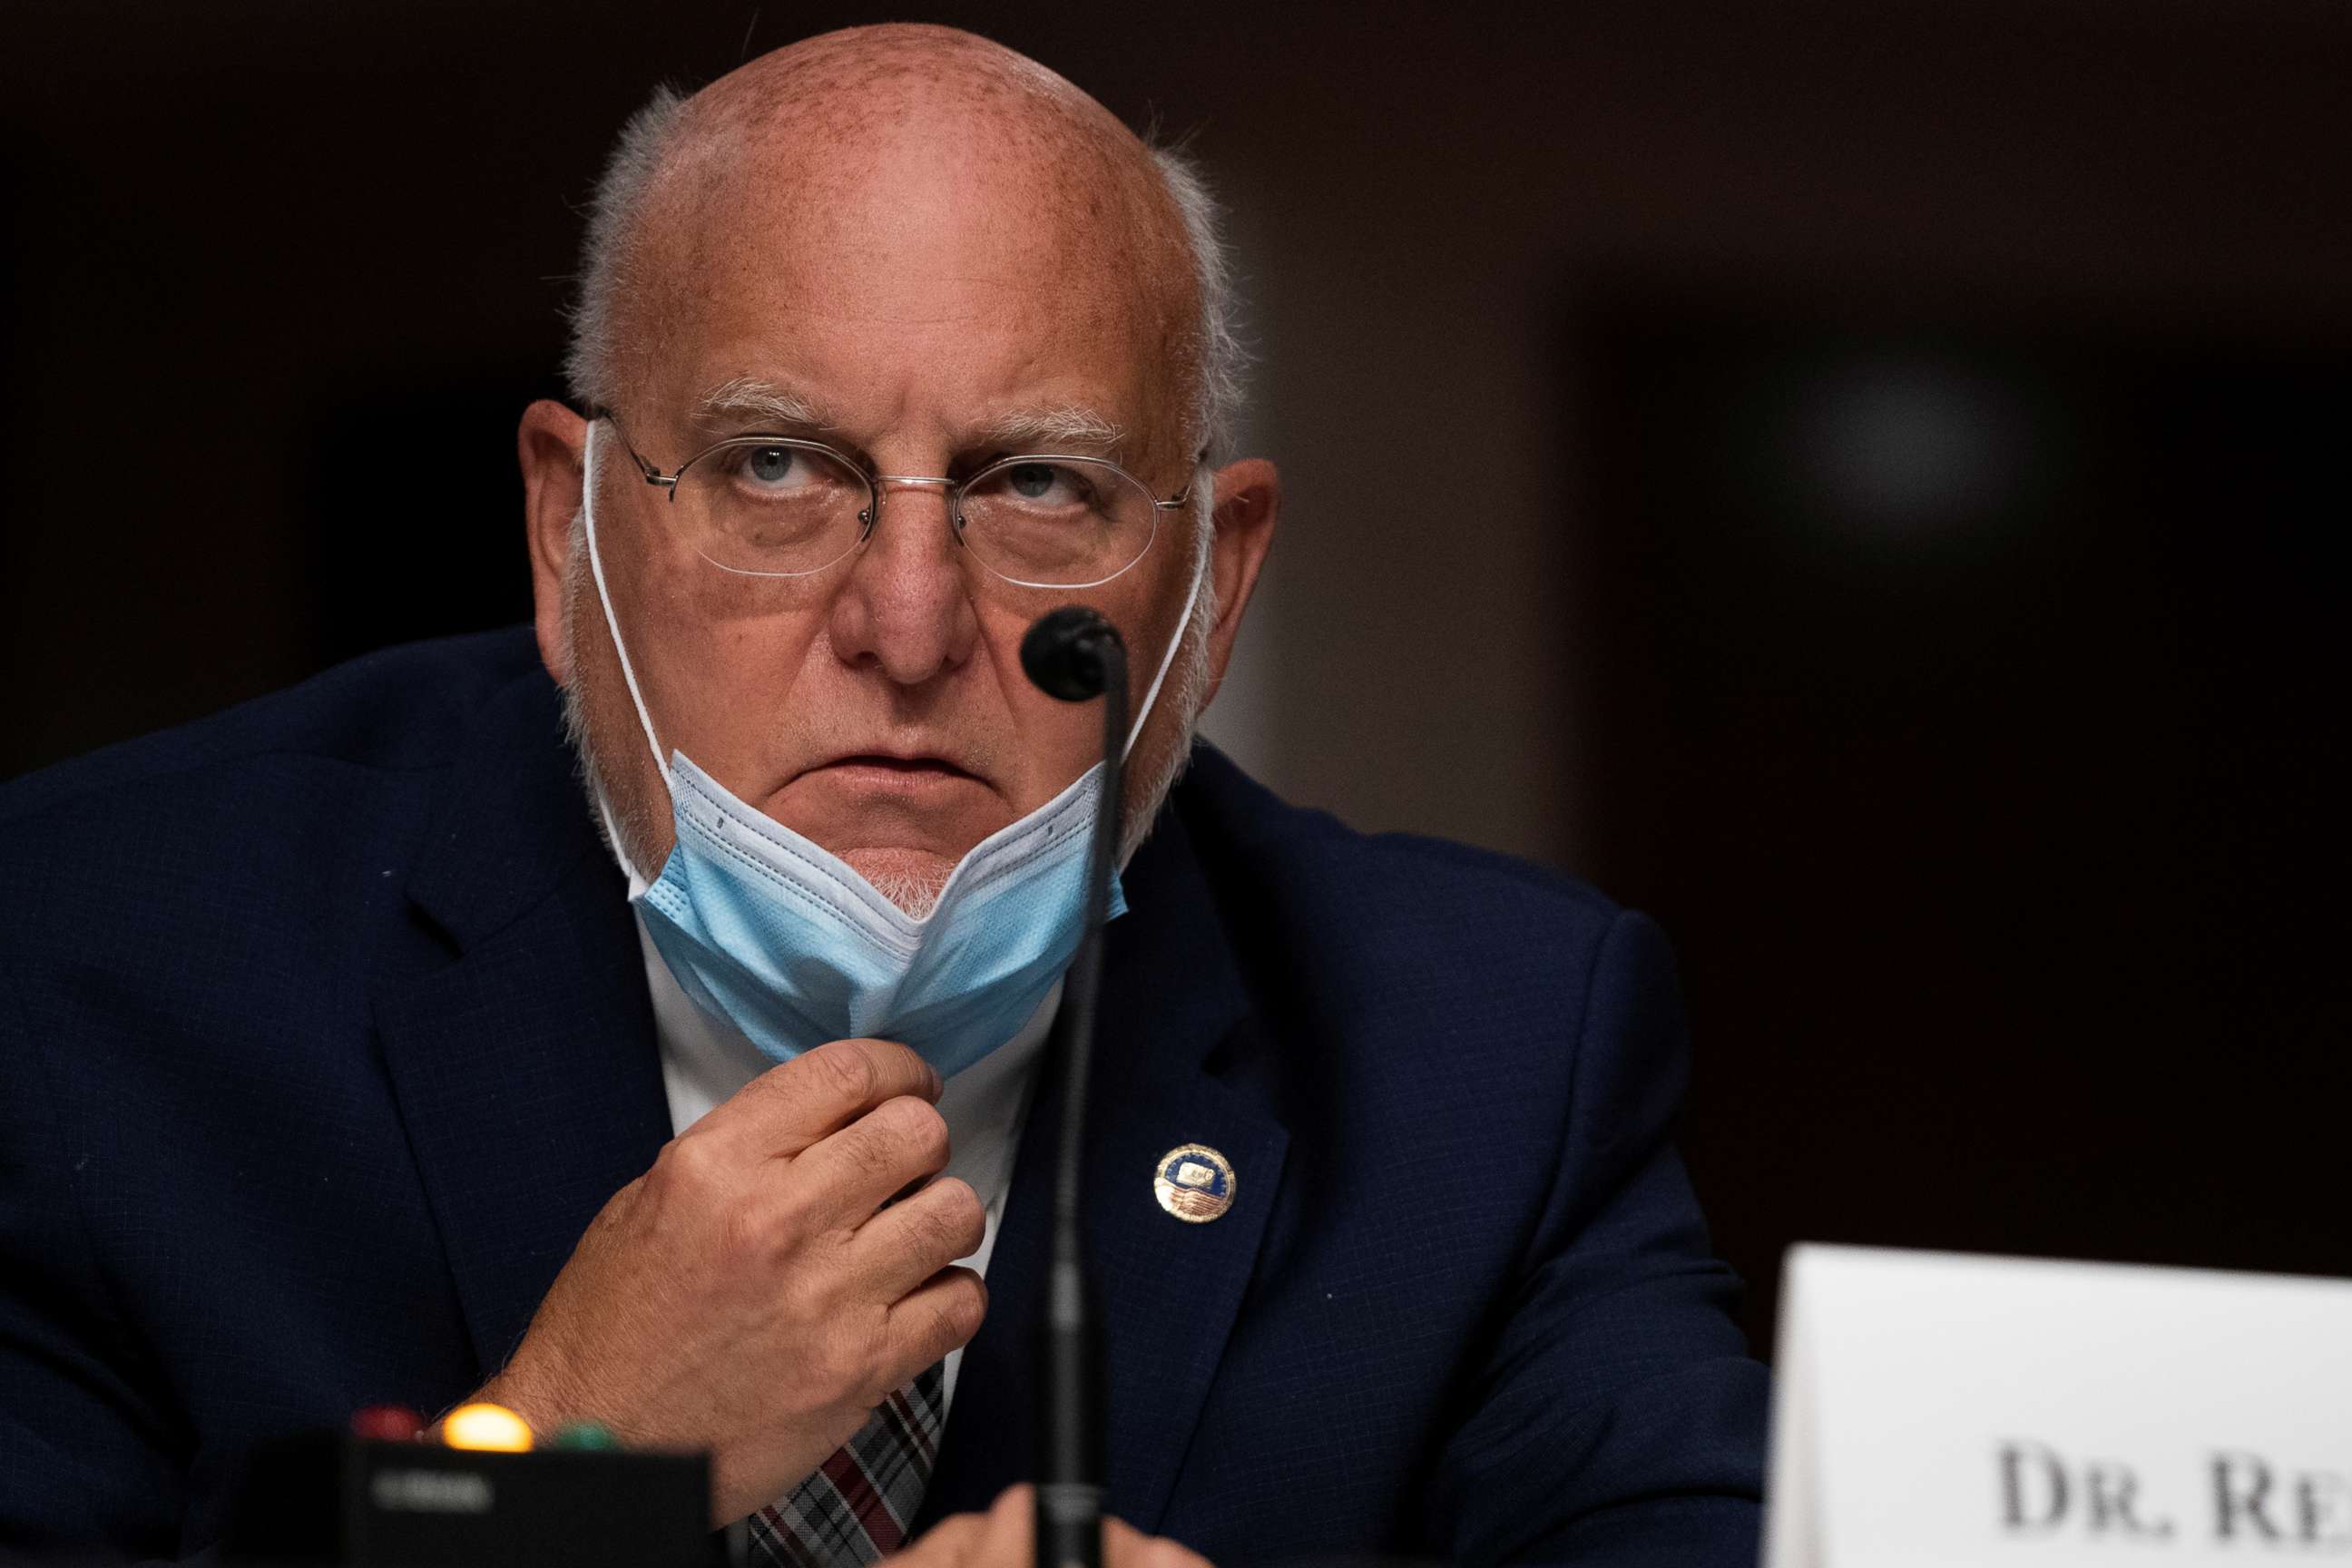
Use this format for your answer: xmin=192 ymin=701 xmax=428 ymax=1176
xmin=581 ymin=421 xmax=676 ymax=797
xmin=1119 ymin=505 xmax=1210 ymax=763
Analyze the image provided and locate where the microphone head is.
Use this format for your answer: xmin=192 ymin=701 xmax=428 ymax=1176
xmin=1022 ymin=606 xmax=1122 ymax=701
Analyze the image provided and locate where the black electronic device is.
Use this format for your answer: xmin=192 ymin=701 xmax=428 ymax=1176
xmin=221 ymin=1430 xmax=714 ymax=1568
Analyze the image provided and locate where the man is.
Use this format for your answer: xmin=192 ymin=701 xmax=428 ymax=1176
xmin=0 ymin=24 xmax=1767 ymax=1564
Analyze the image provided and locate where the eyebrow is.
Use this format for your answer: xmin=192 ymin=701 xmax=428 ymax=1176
xmin=689 ymin=377 xmax=1130 ymax=458
xmin=972 ymin=405 xmax=1128 ymax=453
xmin=692 ymin=376 xmax=834 ymax=432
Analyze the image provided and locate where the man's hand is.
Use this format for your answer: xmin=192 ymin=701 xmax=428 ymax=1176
xmin=893 ymin=1485 xmax=1214 ymax=1568
xmin=471 ymin=1037 xmax=988 ymax=1523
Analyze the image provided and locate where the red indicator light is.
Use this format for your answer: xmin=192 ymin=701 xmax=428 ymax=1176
xmin=348 ymin=1405 xmax=426 ymax=1443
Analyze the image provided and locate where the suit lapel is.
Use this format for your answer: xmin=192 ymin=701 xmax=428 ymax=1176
xmin=373 ymin=672 xmax=671 ymax=1380
xmin=1090 ymin=1010 xmax=1289 ymax=1534
xmin=923 ymin=801 xmax=1289 ymax=1533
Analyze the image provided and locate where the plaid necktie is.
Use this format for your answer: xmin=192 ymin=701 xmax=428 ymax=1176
xmin=748 ymin=1362 xmax=947 ymax=1565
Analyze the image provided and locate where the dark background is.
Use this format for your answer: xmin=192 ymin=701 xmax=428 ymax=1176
xmin=5 ymin=0 xmax=2347 ymax=1359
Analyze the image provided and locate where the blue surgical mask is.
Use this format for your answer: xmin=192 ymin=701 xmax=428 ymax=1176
xmin=580 ymin=423 xmax=1202 ymax=1080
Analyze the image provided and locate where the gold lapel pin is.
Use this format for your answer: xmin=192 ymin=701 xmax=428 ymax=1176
xmin=1153 ymin=1143 xmax=1237 ymax=1223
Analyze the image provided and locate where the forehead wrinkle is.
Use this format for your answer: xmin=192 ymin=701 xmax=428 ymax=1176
xmin=654 ymin=124 xmax=1171 ymax=355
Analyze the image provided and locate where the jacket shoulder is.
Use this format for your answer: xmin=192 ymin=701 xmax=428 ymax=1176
xmin=1173 ymin=742 xmax=1628 ymax=946
xmin=0 ymin=628 xmax=544 ymax=829
xmin=1167 ymin=743 xmax=1661 ymax=1083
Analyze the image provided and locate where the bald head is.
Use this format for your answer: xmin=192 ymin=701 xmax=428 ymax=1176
xmin=691 ymin=24 xmax=1148 ymax=187
xmin=568 ymin=25 xmax=1239 ymax=464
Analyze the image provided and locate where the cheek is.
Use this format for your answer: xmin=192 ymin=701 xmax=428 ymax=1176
xmin=1122 ymin=554 xmax=1200 ymax=701
xmin=628 ymin=547 xmax=838 ymax=758
xmin=977 ymin=597 xmax=1088 ymax=716
xmin=960 ymin=597 xmax=1102 ymax=806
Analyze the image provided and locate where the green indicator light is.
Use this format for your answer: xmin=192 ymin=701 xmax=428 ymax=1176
xmin=551 ymin=1421 xmax=621 ymax=1451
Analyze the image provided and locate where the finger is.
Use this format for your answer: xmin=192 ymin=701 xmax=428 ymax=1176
xmin=850 ymin=1177 xmax=986 ymax=1298
xmin=789 ymin=1094 xmax=954 ymax=1225
xmin=1104 ymin=1518 xmax=1213 ymax=1568
xmin=891 ymin=1506 xmax=989 ymax=1566
xmin=694 ymin=1038 xmax=941 ymax=1161
xmin=973 ymin=1484 xmax=1032 ymax=1562
xmin=883 ymin=1265 xmax=989 ymax=1372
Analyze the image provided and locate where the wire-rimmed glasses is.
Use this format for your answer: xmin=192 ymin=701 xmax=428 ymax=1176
xmin=593 ymin=408 xmax=1193 ymax=590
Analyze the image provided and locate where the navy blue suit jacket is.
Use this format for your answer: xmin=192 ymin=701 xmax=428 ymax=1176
xmin=0 ymin=630 xmax=1766 ymax=1563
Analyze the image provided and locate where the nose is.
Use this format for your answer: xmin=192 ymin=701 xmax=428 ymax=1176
xmin=825 ymin=478 xmax=981 ymax=686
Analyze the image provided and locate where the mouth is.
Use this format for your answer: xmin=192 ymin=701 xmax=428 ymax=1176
xmin=803 ymin=752 xmax=985 ymax=794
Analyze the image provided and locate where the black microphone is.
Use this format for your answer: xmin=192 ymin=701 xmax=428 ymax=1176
xmin=1020 ymin=606 xmax=1127 ymax=1568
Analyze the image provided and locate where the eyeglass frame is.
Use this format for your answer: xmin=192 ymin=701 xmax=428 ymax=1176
xmin=590 ymin=405 xmax=1200 ymax=590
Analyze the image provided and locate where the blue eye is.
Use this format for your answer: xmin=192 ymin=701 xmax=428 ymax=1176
xmin=1007 ymin=463 xmax=1062 ymax=500
xmin=745 ymin=446 xmax=799 ymax=486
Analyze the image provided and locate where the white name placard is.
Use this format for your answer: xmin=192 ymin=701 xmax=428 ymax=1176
xmin=1765 ymin=1245 xmax=2352 ymax=1567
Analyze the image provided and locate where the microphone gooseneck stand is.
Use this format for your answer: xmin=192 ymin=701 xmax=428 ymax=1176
xmin=1018 ymin=607 xmax=1129 ymax=1568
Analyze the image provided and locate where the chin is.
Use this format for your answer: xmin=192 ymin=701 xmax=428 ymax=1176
xmin=838 ymin=847 xmax=956 ymax=919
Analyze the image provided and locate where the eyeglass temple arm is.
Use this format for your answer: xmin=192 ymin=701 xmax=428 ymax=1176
xmin=589 ymin=406 xmax=680 ymax=492
xmin=1159 ymin=448 xmax=1212 ymax=507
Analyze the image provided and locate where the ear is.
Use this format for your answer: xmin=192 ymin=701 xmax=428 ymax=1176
xmin=1196 ymin=456 xmax=1279 ymax=714
xmin=518 ymin=399 xmax=590 ymax=685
